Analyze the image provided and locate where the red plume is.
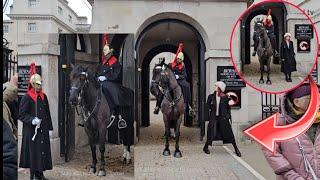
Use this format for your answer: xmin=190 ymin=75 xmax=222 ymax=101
xmin=28 ymin=62 xmax=36 ymax=91
xmin=27 ymin=62 xmax=44 ymax=101
xmin=101 ymin=33 xmax=108 ymax=64
xmin=171 ymin=43 xmax=184 ymax=71
xmin=267 ymin=9 xmax=272 ymax=16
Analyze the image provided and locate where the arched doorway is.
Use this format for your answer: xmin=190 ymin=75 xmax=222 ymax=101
xmin=240 ymin=2 xmax=287 ymax=68
xmin=135 ymin=18 xmax=207 ymax=140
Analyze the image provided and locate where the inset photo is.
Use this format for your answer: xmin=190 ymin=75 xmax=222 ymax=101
xmin=230 ymin=0 xmax=319 ymax=93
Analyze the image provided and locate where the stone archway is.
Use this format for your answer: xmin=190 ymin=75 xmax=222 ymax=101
xmin=135 ymin=14 xmax=208 ymax=140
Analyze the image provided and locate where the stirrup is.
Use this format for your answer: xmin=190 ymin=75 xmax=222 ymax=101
xmin=118 ymin=115 xmax=127 ymax=129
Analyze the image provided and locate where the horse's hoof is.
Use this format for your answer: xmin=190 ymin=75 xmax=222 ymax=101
xmin=174 ymin=150 xmax=182 ymax=158
xmin=127 ymin=159 xmax=132 ymax=165
xmin=88 ymin=167 xmax=96 ymax=174
xmin=163 ymin=149 xmax=170 ymax=156
xmin=266 ymin=80 xmax=272 ymax=85
xmin=97 ymin=170 xmax=106 ymax=176
xmin=123 ymin=158 xmax=127 ymax=164
xmin=259 ymin=79 xmax=264 ymax=84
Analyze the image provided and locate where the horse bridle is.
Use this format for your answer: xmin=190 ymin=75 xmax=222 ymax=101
xmin=72 ymin=71 xmax=102 ymax=123
xmin=151 ymin=66 xmax=182 ymax=107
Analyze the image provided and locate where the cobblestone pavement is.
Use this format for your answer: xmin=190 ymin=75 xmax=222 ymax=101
xmin=134 ymin=101 xmax=264 ymax=180
xmin=18 ymin=144 xmax=134 ymax=180
xmin=242 ymin=55 xmax=305 ymax=92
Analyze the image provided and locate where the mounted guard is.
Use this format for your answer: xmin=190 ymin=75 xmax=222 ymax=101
xmin=154 ymin=43 xmax=195 ymax=120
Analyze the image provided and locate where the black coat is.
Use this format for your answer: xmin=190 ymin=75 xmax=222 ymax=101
xmin=206 ymin=93 xmax=235 ymax=145
xmin=19 ymin=94 xmax=53 ymax=172
xmin=3 ymin=120 xmax=17 ymax=180
xmin=280 ymin=41 xmax=297 ymax=73
xmin=98 ymin=58 xmax=133 ymax=110
xmin=169 ymin=63 xmax=191 ymax=104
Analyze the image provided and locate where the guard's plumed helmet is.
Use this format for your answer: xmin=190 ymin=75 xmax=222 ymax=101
xmin=267 ymin=15 xmax=272 ymax=21
xmin=177 ymin=52 xmax=184 ymax=62
xmin=30 ymin=73 xmax=42 ymax=91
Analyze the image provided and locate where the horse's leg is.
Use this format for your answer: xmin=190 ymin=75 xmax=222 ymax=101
xmin=259 ymin=57 xmax=265 ymax=84
xmin=123 ymin=145 xmax=132 ymax=165
xmin=266 ymin=57 xmax=272 ymax=85
xmin=89 ymin=142 xmax=97 ymax=174
xmin=174 ymin=114 xmax=183 ymax=158
xmin=163 ymin=115 xmax=170 ymax=156
xmin=97 ymin=127 xmax=107 ymax=176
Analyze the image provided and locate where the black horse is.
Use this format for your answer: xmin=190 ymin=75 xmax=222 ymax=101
xmin=254 ymin=21 xmax=273 ymax=84
xmin=69 ymin=64 xmax=132 ymax=176
xmin=150 ymin=60 xmax=185 ymax=158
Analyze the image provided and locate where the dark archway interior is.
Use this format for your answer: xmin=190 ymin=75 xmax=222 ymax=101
xmin=141 ymin=44 xmax=193 ymax=127
xmin=242 ymin=2 xmax=287 ymax=65
xmin=135 ymin=19 xmax=207 ymax=138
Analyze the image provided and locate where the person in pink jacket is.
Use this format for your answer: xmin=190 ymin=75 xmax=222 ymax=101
xmin=262 ymin=83 xmax=320 ymax=180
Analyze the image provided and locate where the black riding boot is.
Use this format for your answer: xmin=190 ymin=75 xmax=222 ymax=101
xmin=203 ymin=142 xmax=210 ymax=154
xmin=232 ymin=142 xmax=241 ymax=157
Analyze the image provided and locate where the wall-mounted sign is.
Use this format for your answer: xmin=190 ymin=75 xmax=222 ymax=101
xmin=297 ymin=39 xmax=311 ymax=53
xmin=226 ymin=88 xmax=241 ymax=109
xmin=18 ymin=65 xmax=42 ymax=96
xmin=295 ymin=24 xmax=313 ymax=39
xmin=217 ymin=66 xmax=246 ymax=87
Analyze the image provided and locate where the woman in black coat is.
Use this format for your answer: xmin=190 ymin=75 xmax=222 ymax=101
xmin=203 ymin=81 xmax=241 ymax=157
xmin=3 ymin=119 xmax=17 ymax=180
xmin=19 ymin=73 xmax=53 ymax=180
xmin=280 ymin=33 xmax=297 ymax=82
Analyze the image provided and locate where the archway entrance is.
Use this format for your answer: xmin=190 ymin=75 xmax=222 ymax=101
xmin=241 ymin=2 xmax=287 ymax=68
xmin=135 ymin=18 xmax=206 ymax=140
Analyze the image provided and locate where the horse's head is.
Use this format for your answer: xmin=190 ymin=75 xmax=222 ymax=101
xmin=255 ymin=21 xmax=266 ymax=37
xmin=69 ymin=64 xmax=89 ymax=106
xmin=150 ymin=60 xmax=170 ymax=96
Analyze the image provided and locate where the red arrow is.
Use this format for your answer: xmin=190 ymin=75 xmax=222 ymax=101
xmin=244 ymin=76 xmax=319 ymax=153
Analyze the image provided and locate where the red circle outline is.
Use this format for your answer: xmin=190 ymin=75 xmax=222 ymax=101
xmin=229 ymin=0 xmax=319 ymax=94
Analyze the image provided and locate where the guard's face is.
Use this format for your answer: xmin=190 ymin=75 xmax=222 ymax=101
xmin=177 ymin=58 xmax=183 ymax=63
xmin=33 ymin=82 xmax=42 ymax=92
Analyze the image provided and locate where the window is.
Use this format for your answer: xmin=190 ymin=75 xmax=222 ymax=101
xmin=58 ymin=6 xmax=63 ymax=15
xmin=27 ymin=23 xmax=37 ymax=33
xmin=28 ymin=0 xmax=37 ymax=7
xmin=68 ymin=15 xmax=72 ymax=23
xmin=3 ymin=25 xmax=9 ymax=33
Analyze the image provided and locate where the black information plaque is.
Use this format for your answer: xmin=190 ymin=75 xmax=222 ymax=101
xmin=217 ymin=66 xmax=246 ymax=87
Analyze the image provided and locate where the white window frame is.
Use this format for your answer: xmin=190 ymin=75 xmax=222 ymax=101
xmin=27 ymin=23 xmax=37 ymax=33
xmin=28 ymin=0 xmax=37 ymax=7
xmin=3 ymin=25 xmax=9 ymax=33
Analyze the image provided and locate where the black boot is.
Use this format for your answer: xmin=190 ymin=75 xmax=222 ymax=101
xmin=30 ymin=172 xmax=38 ymax=180
xmin=232 ymin=142 xmax=241 ymax=157
xmin=285 ymin=74 xmax=289 ymax=82
xmin=203 ymin=143 xmax=210 ymax=154
xmin=39 ymin=172 xmax=48 ymax=180
xmin=288 ymin=73 xmax=292 ymax=82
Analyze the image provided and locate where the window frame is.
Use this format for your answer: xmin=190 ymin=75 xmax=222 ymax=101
xmin=27 ymin=23 xmax=37 ymax=33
